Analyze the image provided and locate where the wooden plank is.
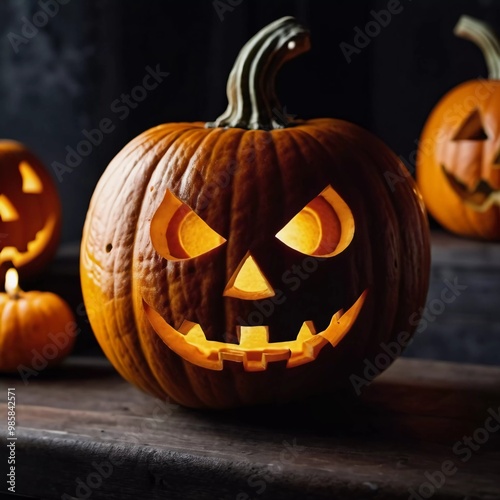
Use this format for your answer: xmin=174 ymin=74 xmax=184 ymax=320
xmin=1 ymin=357 xmax=499 ymax=499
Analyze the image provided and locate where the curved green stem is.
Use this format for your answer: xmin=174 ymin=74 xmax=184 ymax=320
xmin=206 ymin=16 xmax=310 ymax=130
xmin=454 ymin=15 xmax=500 ymax=80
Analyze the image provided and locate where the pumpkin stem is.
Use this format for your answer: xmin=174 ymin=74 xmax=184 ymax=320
xmin=454 ymin=15 xmax=500 ymax=80
xmin=206 ymin=17 xmax=310 ymax=130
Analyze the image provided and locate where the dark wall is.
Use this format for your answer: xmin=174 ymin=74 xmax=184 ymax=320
xmin=0 ymin=0 xmax=499 ymax=243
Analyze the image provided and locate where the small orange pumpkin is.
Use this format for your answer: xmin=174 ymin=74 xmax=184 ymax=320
xmin=81 ymin=17 xmax=430 ymax=408
xmin=0 ymin=140 xmax=61 ymax=278
xmin=0 ymin=269 xmax=76 ymax=373
xmin=417 ymin=16 xmax=500 ymax=239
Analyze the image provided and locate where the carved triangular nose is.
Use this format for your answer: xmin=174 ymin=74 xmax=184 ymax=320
xmin=223 ymin=252 xmax=275 ymax=300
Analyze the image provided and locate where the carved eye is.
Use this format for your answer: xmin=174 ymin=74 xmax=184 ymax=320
xmin=275 ymin=185 xmax=355 ymax=257
xmin=452 ymin=109 xmax=488 ymax=141
xmin=0 ymin=195 xmax=19 ymax=222
xmin=151 ymin=190 xmax=226 ymax=261
xmin=19 ymin=162 xmax=44 ymax=193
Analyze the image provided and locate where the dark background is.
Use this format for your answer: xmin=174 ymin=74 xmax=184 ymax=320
xmin=1 ymin=0 xmax=500 ymax=242
xmin=1 ymin=0 xmax=499 ymax=363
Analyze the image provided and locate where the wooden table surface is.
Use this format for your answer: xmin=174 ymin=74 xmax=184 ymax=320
xmin=1 ymin=357 xmax=499 ymax=500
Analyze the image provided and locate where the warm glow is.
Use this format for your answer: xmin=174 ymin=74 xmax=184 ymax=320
xmin=276 ymin=185 xmax=355 ymax=257
xmin=0 ymin=195 xmax=19 ymax=222
xmin=143 ymin=289 xmax=368 ymax=371
xmin=0 ymin=214 xmax=58 ymax=269
xmin=224 ymin=253 xmax=275 ymax=299
xmin=178 ymin=210 xmax=225 ymax=258
xmin=19 ymin=162 xmax=44 ymax=193
xmin=5 ymin=268 xmax=19 ymax=296
xmin=151 ymin=190 xmax=225 ymax=261
xmin=275 ymin=206 xmax=322 ymax=255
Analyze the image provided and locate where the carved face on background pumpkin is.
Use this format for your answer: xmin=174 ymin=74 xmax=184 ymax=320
xmin=144 ymin=184 xmax=367 ymax=371
xmin=0 ymin=141 xmax=61 ymax=278
xmin=440 ymin=105 xmax=500 ymax=211
xmin=80 ymin=17 xmax=430 ymax=408
xmin=417 ymin=15 xmax=500 ymax=240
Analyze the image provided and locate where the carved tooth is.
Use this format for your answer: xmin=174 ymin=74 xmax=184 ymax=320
xmin=296 ymin=321 xmax=316 ymax=341
xmin=238 ymin=326 xmax=270 ymax=348
xmin=179 ymin=321 xmax=207 ymax=342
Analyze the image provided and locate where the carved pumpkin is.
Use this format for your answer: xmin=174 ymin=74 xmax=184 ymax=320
xmin=0 ymin=268 xmax=75 ymax=373
xmin=0 ymin=140 xmax=61 ymax=278
xmin=417 ymin=16 xmax=500 ymax=239
xmin=81 ymin=17 xmax=430 ymax=408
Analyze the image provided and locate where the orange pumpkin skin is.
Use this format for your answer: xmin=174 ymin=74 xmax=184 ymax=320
xmin=0 ymin=140 xmax=62 ymax=278
xmin=81 ymin=120 xmax=430 ymax=408
xmin=0 ymin=290 xmax=76 ymax=372
xmin=417 ymin=16 xmax=500 ymax=240
xmin=81 ymin=18 xmax=430 ymax=409
xmin=417 ymin=80 xmax=500 ymax=239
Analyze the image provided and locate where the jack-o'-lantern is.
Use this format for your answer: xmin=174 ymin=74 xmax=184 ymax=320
xmin=417 ymin=16 xmax=500 ymax=239
xmin=81 ymin=17 xmax=430 ymax=408
xmin=0 ymin=141 xmax=61 ymax=278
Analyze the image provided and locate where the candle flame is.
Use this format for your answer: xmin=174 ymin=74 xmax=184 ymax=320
xmin=5 ymin=268 xmax=19 ymax=295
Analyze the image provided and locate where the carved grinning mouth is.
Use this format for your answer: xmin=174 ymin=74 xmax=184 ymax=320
xmin=442 ymin=165 xmax=500 ymax=211
xmin=143 ymin=289 xmax=368 ymax=371
xmin=0 ymin=214 xmax=58 ymax=266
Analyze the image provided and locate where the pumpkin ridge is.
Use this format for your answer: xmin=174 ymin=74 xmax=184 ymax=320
xmin=223 ymin=127 xmax=249 ymax=324
xmin=299 ymin=122 xmax=407 ymax=350
xmin=162 ymin=128 xmax=218 ymax=324
xmin=131 ymin=128 xmax=210 ymax=402
xmin=161 ymin=128 xmax=235 ymax=406
xmin=289 ymin=125 xmax=377 ymax=338
xmin=100 ymin=131 xmax=184 ymax=393
xmin=191 ymin=127 xmax=227 ymax=213
xmin=141 ymin=126 xmax=226 ymax=405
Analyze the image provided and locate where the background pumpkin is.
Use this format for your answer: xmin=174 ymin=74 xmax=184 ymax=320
xmin=0 ymin=269 xmax=76 ymax=373
xmin=0 ymin=140 xmax=61 ymax=280
xmin=81 ymin=17 xmax=430 ymax=409
xmin=417 ymin=15 xmax=500 ymax=240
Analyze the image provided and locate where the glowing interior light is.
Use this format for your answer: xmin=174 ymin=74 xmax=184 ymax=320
xmin=224 ymin=253 xmax=275 ymax=299
xmin=275 ymin=185 xmax=354 ymax=257
xmin=151 ymin=190 xmax=226 ymax=261
xmin=0 ymin=195 xmax=19 ymax=222
xmin=178 ymin=210 xmax=225 ymax=258
xmin=5 ymin=268 xmax=19 ymax=296
xmin=275 ymin=206 xmax=322 ymax=255
xmin=19 ymin=162 xmax=43 ymax=193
